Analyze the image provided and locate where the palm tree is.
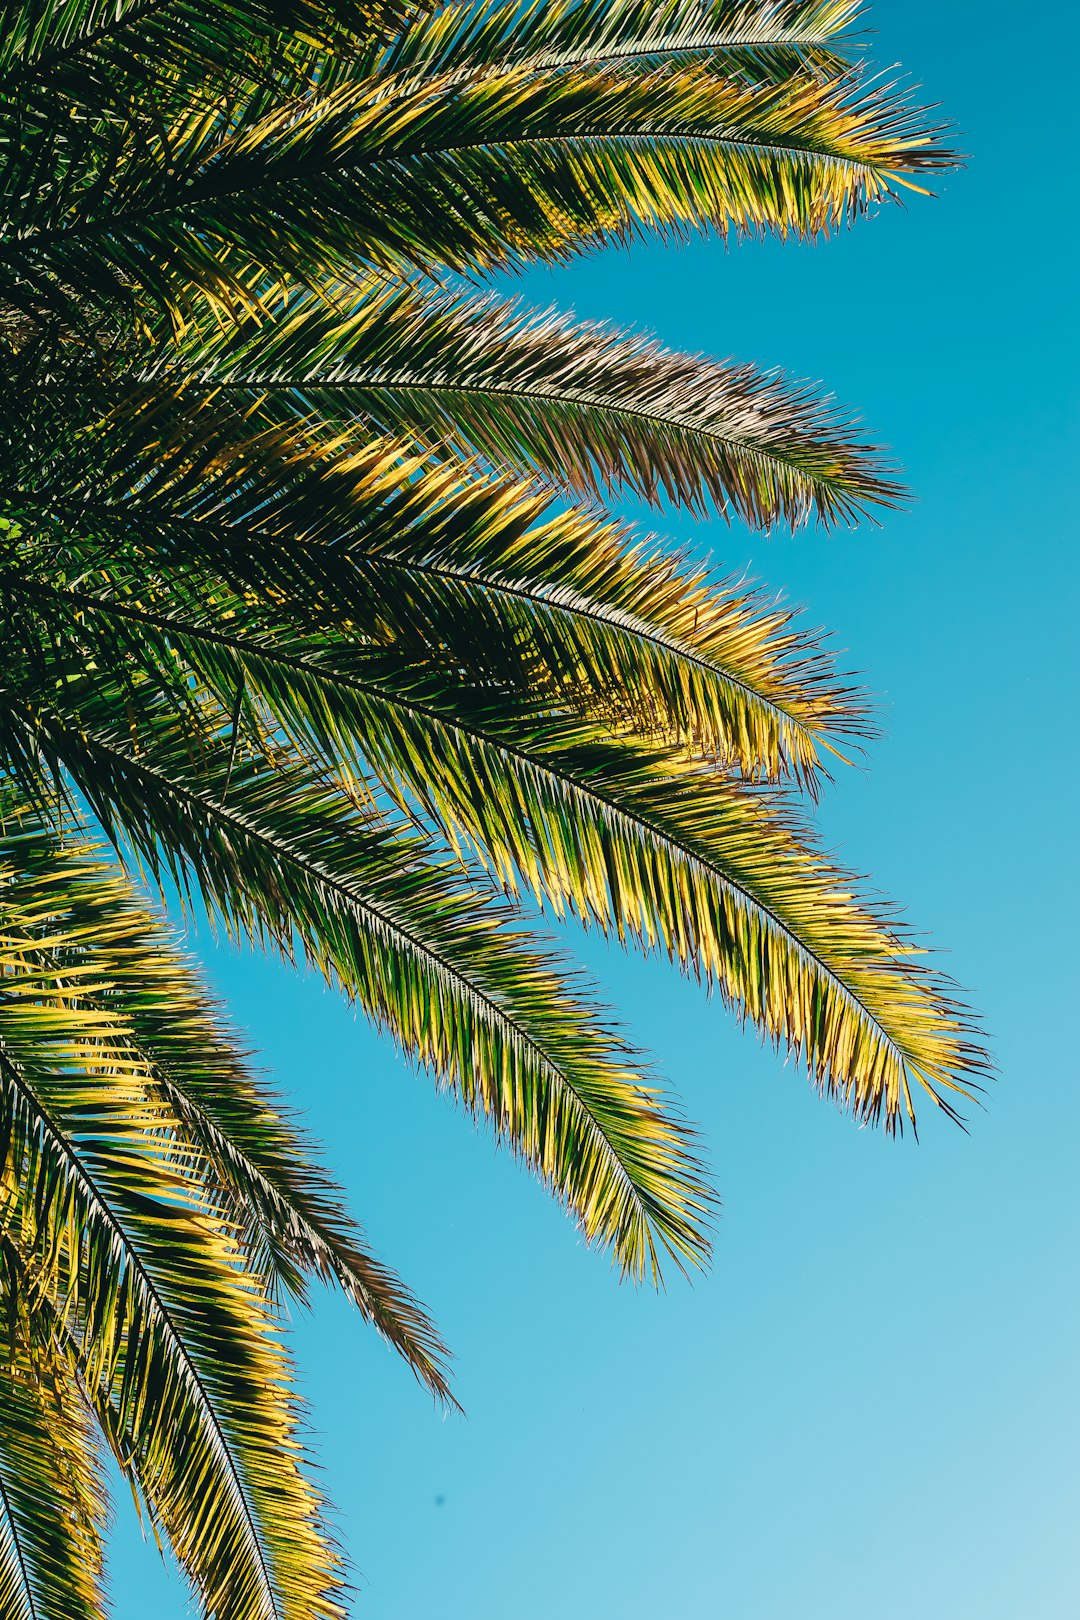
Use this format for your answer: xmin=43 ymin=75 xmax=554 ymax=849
xmin=0 ymin=0 xmax=986 ymax=1614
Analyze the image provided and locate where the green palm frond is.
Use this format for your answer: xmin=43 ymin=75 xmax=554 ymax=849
xmin=3 ymin=422 xmax=719 ymax=1277
xmin=213 ymin=650 xmax=981 ymax=1132
xmin=0 ymin=806 xmax=454 ymax=1397
xmin=1 ymin=369 xmax=870 ymax=786
xmin=1 ymin=529 xmax=983 ymax=1136
xmin=165 ymin=275 xmax=903 ymax=526
xmin=0 ymin=2 xmax=981 ymax=1611
xmin=381 ymin=0 xmax=864 ymax=84
xmin=0 ymin=377 xmax=985 ymax=1138
xmin=0 ymin=1287 xmax=107 ymax=1620
xmin=0 ymin=807 xmax=348 ymax=1618
xmin=0 ymin=1049 xmax=342 ymax=1620
xmin=3 ymin=693 xmax=713 ymax=1278
xmin=0 ymin=0 xmax=397 ymax=85
xmin=0 ymin=29 xmax=953 ymax=330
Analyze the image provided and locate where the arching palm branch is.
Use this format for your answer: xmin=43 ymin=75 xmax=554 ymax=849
xmin=0 ymin=1 xmax=984 ymax=1615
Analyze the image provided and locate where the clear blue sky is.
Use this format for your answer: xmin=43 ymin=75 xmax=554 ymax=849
xmin=112 ymin=3 xmax=1080 ymax=1615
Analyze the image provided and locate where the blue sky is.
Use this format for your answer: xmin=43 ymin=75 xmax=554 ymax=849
xmin=111 ymin=3 xmax=1080 ymax=1615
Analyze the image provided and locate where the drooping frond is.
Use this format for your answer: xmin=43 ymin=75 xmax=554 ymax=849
xmin=7 ymin=694 xmax=714 ymax=1279
xmin=167 ymin=275 xmax=902 ymax=526
xmin=0 ymin=805 xmax=348 ymax=1619
xmin=0 ymin=510 xmax=983 ymax=1136
xmin=234 ymin=653 xmax=985 ymax=1132
xmin=247 ymin=656 xmax=982 ymax=1132
xmin=1 ymin=341 xmax=986 ymax=1136
xmin=0 ymin=366 xmax=719 ymax=1284
xmin=0 ymin=804 xmax=454 ymax=1397
xmin=0 ymin=1283 xmax=108 ymax=1620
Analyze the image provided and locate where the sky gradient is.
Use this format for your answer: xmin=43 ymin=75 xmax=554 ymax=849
xmin=110 ymin=3 xmax=1080 ymax=1615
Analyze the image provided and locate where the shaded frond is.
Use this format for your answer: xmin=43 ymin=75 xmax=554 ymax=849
xmin=0 ymin=0 xmax=400 ymax=86
xmin=0 ymin=47 xmax=955 ymax=328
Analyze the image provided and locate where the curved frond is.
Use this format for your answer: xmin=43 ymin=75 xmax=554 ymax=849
xmin=0 ymin=699 xmax=712 ymax=1280
xmin=267 ymin=661 xmax=985 ymax=1132
xmin=1 ymin=374 xmax=871 ymax=785
xmin=1 ymin=549 xmax=984 ymax=1135
xmin=382 ymin=0 xmax=864 ymax=84
xmin=0 ymin=47 xmax=955 ymax=327
xmin=0 ymin=1295 xmax=107 ymax=1620
xmin=0 ymin=809 xmax=347 ymax=1620
xmin=1 ymin=387 xmax=988 ymax=1135
xmin=0 ymin=805 xmax=454 ymax=1398
xmin=171 ymin=276 xmax=902 ymax=525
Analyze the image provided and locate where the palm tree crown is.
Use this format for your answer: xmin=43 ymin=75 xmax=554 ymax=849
xmin=0 ymin=2 xmax=985 ymax=1616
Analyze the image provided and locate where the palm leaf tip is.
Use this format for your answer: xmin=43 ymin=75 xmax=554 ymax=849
xmin=542 ymin=1056 xmax=716 ymax=1285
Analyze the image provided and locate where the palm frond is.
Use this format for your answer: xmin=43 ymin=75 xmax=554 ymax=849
xmin=0 ymin=805 xmax=454 ymax=1398
xmin=1 ymin=373 xmax=871 ymax=785
xmin=243 ymin=653 xmax=987 ymax=1133
xmin=0 ymin=45 xmax=954 ymax=329
xmin=0 ymin=373 xmax=986 ymax=1139
xmin=292 ymin=663 xmax=984 ymax=1131
xmin=85 ymin=722 xmax=717 ymax=1277
xmin=169 ymin=275 xmax=902 ymax=525
xmin=382 ymin=0 xmax=865 ymax=85
xmin=0 ymin=1060 xmax=345 ymax=1620
xmin=0 ymin=4 xmax=981 ymax=1617
xmin=0 ymin=0 xmax=397 ymax=86
xmin=0 ymin=1289 xmax=107 ymax=1620
xmin=0 ymin=807 xmax=347 ymax=1620
xmin=0 ymin=461 xmax=718 ymax=1279
xmin=1 ymin=544 xmax=985 ymax=1135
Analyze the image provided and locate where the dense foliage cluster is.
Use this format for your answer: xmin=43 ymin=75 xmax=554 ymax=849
xmin=0 ymin=3 xmax=983 ymax=1615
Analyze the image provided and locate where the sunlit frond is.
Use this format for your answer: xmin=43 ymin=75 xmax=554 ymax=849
xmin=166 ymin=276 xmax=902 ymax=526
xmin=0 ymin=1289 xmax=107 ymax=1620
xmin=0 ymin=804 xmax=455 ymax=1397
xmin=2 ymin=541 xmax=984 ymax=1137
xmin=0 ymin=35 xmax=954 ymax=329
xmin=381 ymin=0 xmax=865 ymax=84
xmin=0 ymin=807 xmax=347 ymax=1619
xmin=0 ymin=5 xmax=980 ymax=1613
xmin=0 ymin=369 xmax=871 ymax=786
